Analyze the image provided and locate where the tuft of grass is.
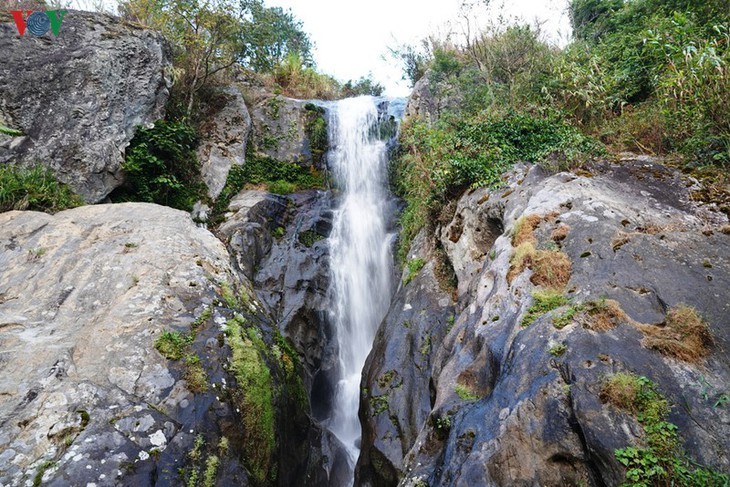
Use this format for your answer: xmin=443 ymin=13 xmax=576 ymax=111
xmin=512 ymin=214 xmax=542 ymax=246
xmin=583 ymin=298 xmax=631 ymax=332
xmin=521 ymin=289 xmax=569 ymax=327
xmin=455 ymin=383 xmax=479 ymax=401
xmin=508 ymin=242 xmax=572 ymax=289
xmin=154 ymin=331 xmax=193 ymax=360
xmin=553 ymin=303 xmax=583 ymax=329
xmin=184 ymin=354 xmax=209 ymax=393
xmin=638 ymin=305 xmax=713 ymax=363
xmin=0 ymin=164 xmax=83 ymax=214
xmin=548 ymin=343 xmax=568 ymax=357
xmin=220 ymin=282 xmax=238 ymax=309
xmin=226 ymin=316 xmax=275 ymax=484
xmin=404 ymin=257 xmax=427 ymax=285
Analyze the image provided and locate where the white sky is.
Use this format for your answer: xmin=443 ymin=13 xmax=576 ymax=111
xmin=264 ymin=0 xmax=573 ymax=96
xmin=73 ymin=0 xmax=572 ymax=97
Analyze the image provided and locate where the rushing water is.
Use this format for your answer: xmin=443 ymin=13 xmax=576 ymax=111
xmin=327 ymin=96 xmax=398 ymax=477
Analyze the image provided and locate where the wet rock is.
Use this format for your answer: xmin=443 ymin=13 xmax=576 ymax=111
xmin=0 ymin=11 xmax=171 ymax=202
xmin=356 ymin=231 xmax=456 ymax=486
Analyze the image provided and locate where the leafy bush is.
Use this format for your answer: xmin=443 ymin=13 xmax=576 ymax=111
xmin=112 ymin=120 xmax=205 ymax=211
xmin=0 ymin=164 xmax=83 ymax=214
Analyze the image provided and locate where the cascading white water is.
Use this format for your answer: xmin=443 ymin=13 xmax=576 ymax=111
xmin=327 ymin=96 xmax=396 ymax=475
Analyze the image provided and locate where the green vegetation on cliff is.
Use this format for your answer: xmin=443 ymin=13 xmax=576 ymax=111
xmin=391 ymin=0 xmax=729 ymax=260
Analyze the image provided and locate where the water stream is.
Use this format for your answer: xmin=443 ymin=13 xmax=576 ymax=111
xmin=326 ymin=96 xmax=399 ymax=481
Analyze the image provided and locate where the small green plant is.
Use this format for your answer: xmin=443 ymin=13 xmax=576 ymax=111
xmin=267 ymin=180 xmax=297 ymax=194
xmin=601 ymin=373 xmax=728 ymax=486
xmin=553 ymin=303 xmax=584 ymax=329
xmin=154 ymin=330 xmax=193 ymax=360
xmin=0 ymin=164 xmax=83 ymax=214
xmin=189 ymin=434 xmax=205 ymax=462
xmin=220 ymin=282 xmax=238 ymax=309
xmin=434 ymin=414 xmax=452 ymax=434
xmin=272 ymin=226 xmax=285 ymax=239
xmin=548 ymin=343 xmax=568 ymax=357
xmin=202 ymin=455 xmax=220 ymax=487
xmin=0 ymin=125 xmax=23 ymax=136
xmin=714 ymin=393 xmax=730 ymax=409
xmin=521 ymin=290 xmax=569 ymax=327
xmin=370 ymin=395 xmax=389 ymax=415
xmin=33 ymin=460 xmax=56 ymax=487
xmin=455 ymin=383 xmax=479 ymax=401
xmin=298 ymin=229 xmax=324 ymax=247
xmin=419 ymin=334 xmax=432 ymax=356
xmin=404 ymin=257 xmax=426 ymax=285
xmin=27 ymin=247 xmax=46 ymax=261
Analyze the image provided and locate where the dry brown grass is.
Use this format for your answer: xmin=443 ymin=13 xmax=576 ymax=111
xmin=721 ymin=224 xmax=730 ymax=235
xmin=599 ymin=372 xmax=643 ymax=413
xmin=508 ymin=242 xmax=572 ymax=289
xmin=612 ymin=231 xmax=631 ymax=251
xmin=512 ymin=214 xmax=542 ymax=246
xmin=637 ymin=305 xmax=713 ymax=363
xmin=583 ymin=299 xmax=633 ymax=331
xmin=551 ymin=224 xmax=570 ymax=242
xmin=509 ymin=213 xmax=572 ymax=289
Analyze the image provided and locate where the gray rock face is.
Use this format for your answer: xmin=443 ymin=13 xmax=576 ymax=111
xmin=218 ymin=188 xmax=350 ymax=483
xmin=404 ymin=71 xmax=463 ymax=122
xmin=356 ymin=231 xmax=456 ymax=486
xmin=361 ymin=158 xmax=730 ymax=486
xmin=249 ymin=95 xmax=328 ymax=167
xmin=0 ymin=11 xmax=171 ymax=202
xmin=0 ymin=203 xmax=244 ymax=486
xmin=198 ymin=86 xmax=251 ymax=199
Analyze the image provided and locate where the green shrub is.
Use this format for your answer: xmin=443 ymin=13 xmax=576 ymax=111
xmin=113 ymin=120 xmax=205 ymax=210
xmin=0 ymin=164 xmax=83 ymax=213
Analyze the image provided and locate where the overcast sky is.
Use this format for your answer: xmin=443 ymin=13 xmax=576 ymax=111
xmin=264 ymin=0 xmax=573 ymax=96
xmin=73 ymin=0 xmax=572 ymax=97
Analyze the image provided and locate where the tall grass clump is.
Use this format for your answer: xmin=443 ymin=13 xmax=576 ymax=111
xmin=0 ymin=164 xmax=83 ymax=213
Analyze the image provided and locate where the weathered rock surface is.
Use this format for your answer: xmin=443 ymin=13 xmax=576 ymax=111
xmin=0 ymin=203 xmax=332 ymax=486
xmin=361 ymin=158 xmax=730 ymax=486
xmin=404 ymin=70 xmax=463 ymax=122
xmin=0 ymin=11 xmax=171 ymax=202
xmin=217 ymin=188 xmax=350 ymax=483
xmin=249 ymin=96 xmax=328 ymax=167
xmin=0 ymin=203 xmax=243 ymax=485
xmin=356 ymin=231 xmax=456 ymax=486
xmin=198 ymin=86 xmax=251 ymax=199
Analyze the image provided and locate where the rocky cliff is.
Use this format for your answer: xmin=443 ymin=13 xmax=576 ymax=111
xmin=358 ymin=158 xmax=730 ymax=486
xmin=0 ymin=11 xmax=171 ymax=202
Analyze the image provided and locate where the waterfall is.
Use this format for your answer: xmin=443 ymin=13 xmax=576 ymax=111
xmin=327 ymin=96 xmax=397 ymax=477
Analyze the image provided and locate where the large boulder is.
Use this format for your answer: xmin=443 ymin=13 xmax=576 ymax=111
xmin=362 ymin=158 xmax=730 ymax=486
xmin=0 ymin=11 xmax=171 ymax=202
xmin=0 ymin=203 xmax=331 ymax=486
xmin=249 ymin=95 xmax=329 ymax=168
xmin=198 ymin=86 xmax=251 ymax=199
